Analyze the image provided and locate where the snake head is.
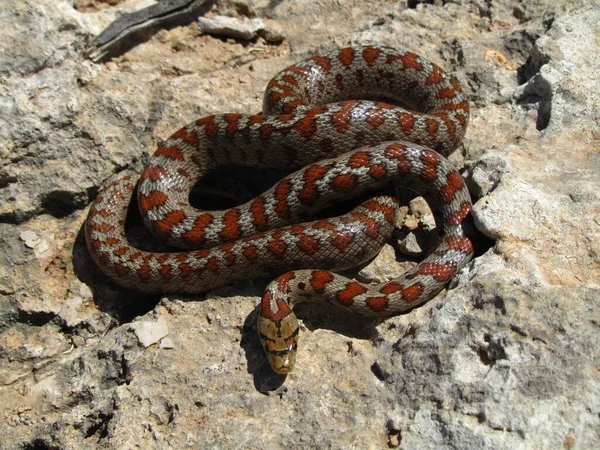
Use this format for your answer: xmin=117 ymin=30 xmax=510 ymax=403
xmin=258 ymin=277 xmax=300 ymax=374
xmin=258 ymin=313 xmax=299 ymax=374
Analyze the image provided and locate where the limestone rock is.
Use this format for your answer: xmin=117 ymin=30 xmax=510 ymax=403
xmin=197 ymin=15 xmax=285 ymax=43
xmin=0 ymin=0 xmax=598 ymax=448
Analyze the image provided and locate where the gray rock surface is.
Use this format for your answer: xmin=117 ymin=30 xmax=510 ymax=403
xmin=1 ymin=0 xmax=598 ymax=449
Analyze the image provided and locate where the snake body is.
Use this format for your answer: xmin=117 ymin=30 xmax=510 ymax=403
xmin=85 ymin=46 xmax=473 ymax=374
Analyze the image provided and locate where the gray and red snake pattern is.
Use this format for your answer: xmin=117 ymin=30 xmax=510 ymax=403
xmin=85 ymin=46 xmax=474 ymax=374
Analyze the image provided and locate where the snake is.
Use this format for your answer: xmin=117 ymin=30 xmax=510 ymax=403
xmin=85 ymin=45 xmax=474 ymax=374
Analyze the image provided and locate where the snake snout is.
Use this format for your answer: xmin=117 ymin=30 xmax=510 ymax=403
xmin=258 ymin=323 xmax=299 ymax=374
xmin=270 ymin=344 xmax=297 ymax=375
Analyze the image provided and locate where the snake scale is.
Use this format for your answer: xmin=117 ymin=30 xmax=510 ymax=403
xmin=85 ymin=45 xmax=474 ymax=374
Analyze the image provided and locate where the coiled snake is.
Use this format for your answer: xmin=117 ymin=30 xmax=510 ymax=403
xmin=85 ymin=45 xmax=474 ymax=374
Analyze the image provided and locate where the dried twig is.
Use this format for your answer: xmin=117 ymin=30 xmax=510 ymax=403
xmin=86 ymin=0 xmax=215 ymax=62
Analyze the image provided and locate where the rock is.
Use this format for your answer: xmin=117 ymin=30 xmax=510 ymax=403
xmin=0 ymin=0 xmax=598 ymax=448
xmin=464 ymin=149 xmax=511 ymax=198
xmin=358 ymin=244 xmax=415 ymax=284
xmin=197 ymin=15 xmax=285 ymax=43
xmin=19 ymin=229 xmax=52 ymax=259
xmin=408 ymin=196 xmax=436 ymax=229
xmin=130 ymin=316 xmax=169 ymax=348
xmin=19 ymin=230 xmax=41 ymax=249
xmin=397 ymin=231 xmax=424 ymax=257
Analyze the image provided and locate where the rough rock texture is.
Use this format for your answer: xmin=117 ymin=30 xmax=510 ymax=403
xmin=1 ymin=0 xmax=599 ymax=449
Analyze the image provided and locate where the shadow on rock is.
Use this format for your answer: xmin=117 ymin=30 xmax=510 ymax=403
xmin=72 ymin=219 xmax=162 ymax=325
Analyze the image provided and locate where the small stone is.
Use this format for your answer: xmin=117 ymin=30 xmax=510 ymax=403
xmin=465 ymin=149 xmax=511 ymax=198
xmin=20 ymin=230 xmax=41 ymax=249
xmin=398 ymin=232 xmax=424 ymax=257
xmin=59 ymin=295 xmax=87 ymax=328
xmin=403 ymin=214 xmax=420 ymax=230
xmin=130 ymin=316 xmax=169 ymax=348
xmin=198 ymin=16 xmax=268 ymax=41
xmin=408 ymin=197 xmax=435 ymax=229
xmin=32 ymin=239 xmax=49 ymax=257
xmin=261 ymin=21 xmax=285 ymax=43
xmin=409 ymin=197 xmax=431 ymax=217
xmin=159 ymin=337 xmax=175 ymax=349
xmin=71 ymin=335 xmax=85 ymax=348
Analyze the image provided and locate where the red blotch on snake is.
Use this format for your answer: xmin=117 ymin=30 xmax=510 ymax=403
xmin=336 ymin=282 xmax=367 ymax=306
